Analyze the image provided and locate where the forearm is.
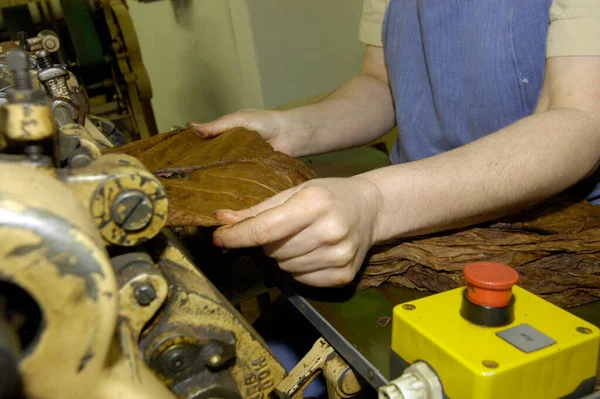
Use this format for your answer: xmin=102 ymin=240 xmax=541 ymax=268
xmin=360 ymin=108 xmax=600 ymax=242
xmin=284 ymin=74 xmax=395 ymax=157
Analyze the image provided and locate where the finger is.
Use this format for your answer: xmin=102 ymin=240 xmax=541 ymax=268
xmin=276 ymin=242 xmax=355 ymax=273
xmin=214 ymin=185 xmax=303 ymax=224
xmin=190 ymin=114 xmax=245 ymax=138
xmin=264 ymin=217 xmax=348 ymax=260
xmin=213 ymin=190 xmax=317 ymax=248
xmin=292 ymin=267 xmax=356 ymax=288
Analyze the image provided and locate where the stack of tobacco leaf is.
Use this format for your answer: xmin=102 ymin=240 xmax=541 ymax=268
xmin=105 ymin=127 xmax=316 ymax=226
xmin=361 ymin=197 xmax=600 ymax=308
xmin=108 ymin=128 xmax=600 ymax=308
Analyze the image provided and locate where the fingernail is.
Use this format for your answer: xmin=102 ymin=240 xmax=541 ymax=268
xmin=213 ymin=237 xmax=224 ymax=247
xmin=212 ymin=210 xmax=224 ymax=217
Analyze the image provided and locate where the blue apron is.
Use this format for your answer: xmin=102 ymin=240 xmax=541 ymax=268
xmin=383 ymin=0 xmax=600 ymax=203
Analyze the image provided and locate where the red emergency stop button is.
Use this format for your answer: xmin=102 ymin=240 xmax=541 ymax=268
xmin=463 ymin=262 xmax=519 ymax=308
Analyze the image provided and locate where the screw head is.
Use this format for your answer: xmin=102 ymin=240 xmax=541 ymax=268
xmin=163 ymin=347 xmax=189 ymax=373
xmin=134 ymin=283 xmax=156 ymax=306
xmin=110 ymin=190 xmax=154 ymax=232
xmin=482 ymin=360 xmax=499 ymax=369
xmin=402 ymin=304 xmax=416 ymax=311
xmin=577 ymin=326 xmax=593 ymax=335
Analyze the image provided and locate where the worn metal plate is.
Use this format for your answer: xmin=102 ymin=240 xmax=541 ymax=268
xmin=496 ymin=323 xmax=556 ymax=353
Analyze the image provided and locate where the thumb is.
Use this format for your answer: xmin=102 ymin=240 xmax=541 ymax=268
xmin=190 ymin=114 xmax=245 ymax=138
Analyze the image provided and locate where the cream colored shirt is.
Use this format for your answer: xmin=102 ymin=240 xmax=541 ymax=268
xmin=358 ymin=0 xmax=600 ymax=57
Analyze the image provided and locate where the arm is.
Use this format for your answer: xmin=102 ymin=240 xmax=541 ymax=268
xmin=212 ymin=56 xmax=600 ymax=288
xmin=284 ymin=45 xmax=396 ymax=156
xmin=362 ymin=56 xmax=600 ymax=242
xmin=192 ymin=46 xmax=396 ymax=157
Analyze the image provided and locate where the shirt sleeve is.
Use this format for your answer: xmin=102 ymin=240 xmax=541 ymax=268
xmin=358 ymin=0 xmax=389 ymax=47
xmin=547 ymin=0 xmax=600 ymax=57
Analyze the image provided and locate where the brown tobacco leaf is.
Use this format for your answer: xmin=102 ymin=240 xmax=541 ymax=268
xmin=105 ymin=127 xmax=316 ymax=226
xmin=361 ymin=199 xmax=600 ymax=308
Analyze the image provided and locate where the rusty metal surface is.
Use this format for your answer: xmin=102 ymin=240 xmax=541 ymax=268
xmin=274 ymin=337 xmax=363 ymax=399
xmin=139 ymin=234 xmax=287 ymax=399
xmin=0 ymin=165 xmax=176 ymax=399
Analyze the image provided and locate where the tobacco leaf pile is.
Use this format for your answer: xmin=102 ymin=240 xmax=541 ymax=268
xmin=105 ymin=127 xmax=316 ymax=226
xmin=108 ymin=128 xmax=600 ymax=308
xmin=361 ymin=196 xmax=600 ymax=308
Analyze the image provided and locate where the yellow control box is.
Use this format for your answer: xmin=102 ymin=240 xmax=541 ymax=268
xmin=391 ymin=286 xmax=600 ymax=399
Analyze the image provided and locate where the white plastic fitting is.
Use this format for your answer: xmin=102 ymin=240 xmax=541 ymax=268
xmin=378 ymin=361 xmax=443 ymax=399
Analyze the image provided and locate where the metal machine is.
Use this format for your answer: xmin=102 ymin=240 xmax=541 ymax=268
xmin=0 ymin=44 xmax=358 ymax=399
xmin=1 ymin=0 xmax=158 ymax=141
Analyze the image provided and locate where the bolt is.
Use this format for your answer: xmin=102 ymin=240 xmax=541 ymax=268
xmin=69 ymin=150 xmax=93 ymax=169
xmin=402 ymin=304 xmax=416 ymax=311
xmin=482 ymin=360 xmax=499 ymax=369
xmin=207 ymin=354 xmax=223 ymax=369
xmin=163 ymin=347 xmax=189 ymax=373
xmin=577 ymin=327 xmax=593 ymax=335
xmin=110 ymin=190 xmax=154 ymax=231
xmin=134 ymin=283 xmax=156 ymax=306
xmin=17 ymin=31 xmax=28 ymax=50
xmin=6 ymin=49 xmax=32 ymax=90
xmin=367 ymin=368 xmax=374 ymax=380
xmin=24 ymin=145 xmax=44 ymax=161
xmin=36 ymin=50 xmax=53 ymax=69
xmin=42 ymin=35 xmax=59 ymax=51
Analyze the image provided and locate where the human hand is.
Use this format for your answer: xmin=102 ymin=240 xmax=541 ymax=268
xmin=212 ymin=177 xmax=383 ymax=287
xmin=190 ymin=109 xmax=312 ymax=157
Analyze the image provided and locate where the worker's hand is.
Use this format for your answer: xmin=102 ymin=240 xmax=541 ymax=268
xmin=190 ymin=109 xmax=312 ymax=157
xmin=212 ymin=177 xmax=383 ymax=287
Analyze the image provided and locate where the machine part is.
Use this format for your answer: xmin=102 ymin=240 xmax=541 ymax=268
xmin=88 ymin=169 xmax=167 ymax=245
xmin=60 ymin=123 xmax=102 ymax=159
xmin=37 ymin=66 xmax=70 ymax=99
xmin=3 ymin=102 xmax=54 ymax=141
xmin=7 ymin=48 xmax=31 ymax=90
xmin=147 ymin=333 xmax=240 ymax=399
xmin=40 ymin=34 xmax=60 ymax=53
xmin=0 ymin=163 xmax=177 ymax=399
xmin=68 ymin=147 xmax=93 ymax=168
xmin=139 ymin=237 xmax=286 ymax=399
xmin=110 ymin=190 xmax=154 ymax=232
xmin=378 ymin=362 xmax=442 ymax=399
xmin=35 ymin=49 xmax=53 ymax=69
xmin=58 ymin=153 xmax=167 ymax=246
xmin=285 ymin=291 xmax=388 ymax=389
xmin=100 ymin=0 xmax=158 ymax=139
xmin=274 ymin=337 xmax=363 ymax=399
xmin=134 ymin=283 xmax=157 ymax=306
xmin=390 ymin=281 xmax=599 ymax=398
xmin=112 ymin=252 xmax=169 ymax=342
xmin=52 ymin=98 xmax=78 ymax=126
xmin=463 ymin=262 xmax=519 ymax=308
xmin=460 ymin=290 xmax=515 ymax=327
xmin=4 ymin=49 xmax=46 ymax=105
xmin=15 ymin=31 xmax=61 ymax=53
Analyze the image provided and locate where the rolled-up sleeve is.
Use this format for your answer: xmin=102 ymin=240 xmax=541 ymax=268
xmin=547 ymin=0 xmax=600 ymax=57
xmin=358 ymin=0 xmax=389 ymax=47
